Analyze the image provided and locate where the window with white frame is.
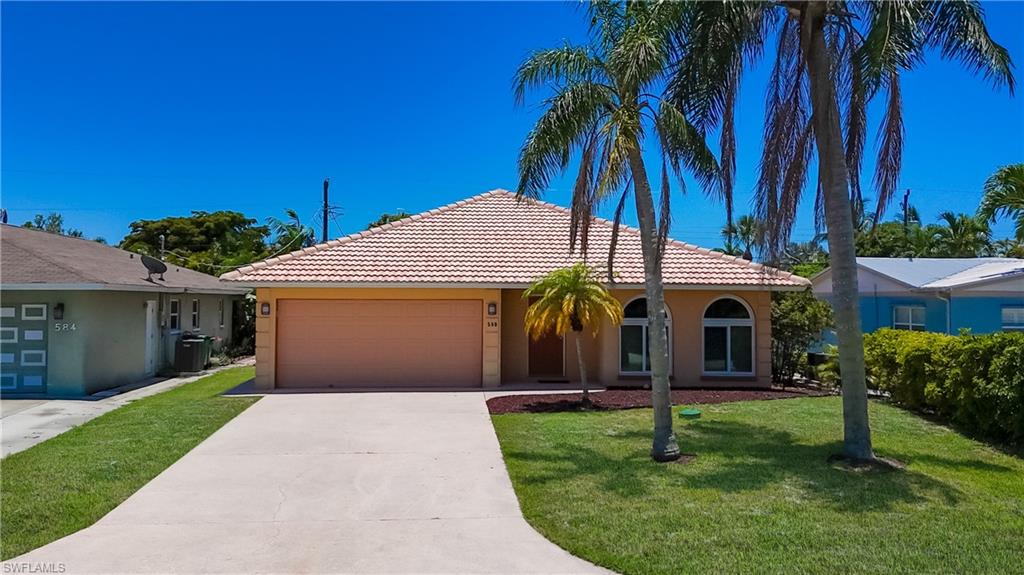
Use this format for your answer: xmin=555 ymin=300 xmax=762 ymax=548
xmin=191 ymin=299 xmax=200 ymax=330
xmin=703 ymin=297 xmax=754 ymax=375
xmin=218 ymin=299 xmax=225 ymax=328
xmin=1002 ymin=306 xmax=1024 ymax=331
xmin=893 ymin=305 xmax=926 ymax=331
xmin=169 ymin=299 xmax=180 ymax=330
xmin=619 ymin=297 xmax=671 ymax=374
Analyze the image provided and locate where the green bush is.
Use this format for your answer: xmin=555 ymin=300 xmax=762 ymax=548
xmin=864 ymin=329 xmax=1024 ymax=445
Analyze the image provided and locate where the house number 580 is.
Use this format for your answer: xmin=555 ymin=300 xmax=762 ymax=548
xmin=55 ymin=322 xmax=77 ymax=331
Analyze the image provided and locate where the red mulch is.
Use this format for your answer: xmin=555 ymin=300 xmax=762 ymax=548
xmin=487 ymin=387 xmax=830 ymax=415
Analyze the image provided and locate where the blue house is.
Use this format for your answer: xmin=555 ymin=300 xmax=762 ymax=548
xmin=811 ymin=257 xmax=1024 ymax=335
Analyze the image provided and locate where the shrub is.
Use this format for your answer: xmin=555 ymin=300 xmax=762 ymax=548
xmin=771 ymin=290 xmax=833 ymax=385
xmin=864 ymin=329 xmax=1024 ymax=445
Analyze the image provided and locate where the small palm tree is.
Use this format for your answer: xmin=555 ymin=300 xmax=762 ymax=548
xmin=978 ymin=164 xmax=1024 ymax=242
xmin=935 ymin=211 xmax=991 ymax=257
xmin=523 ymin=264 xmax=624 ymax=408
xmin=266 ymin=209 xmax=315 ymax=251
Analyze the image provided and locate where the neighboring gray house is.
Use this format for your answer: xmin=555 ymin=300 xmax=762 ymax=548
xmin=812 ymin=257 xmax=1024 ymax=335
xmin=0 ymin=224 xmax=249 ymax=397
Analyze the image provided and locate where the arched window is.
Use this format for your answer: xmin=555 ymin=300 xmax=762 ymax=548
xmin=702 ymin=297 xmax=754 ymax=375
xmin=619 ymin=297 xmax=671 ymax=374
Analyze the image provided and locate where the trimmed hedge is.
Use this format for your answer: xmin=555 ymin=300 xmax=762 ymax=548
xmin=864 ymin=329 xmax=1024 ymax=445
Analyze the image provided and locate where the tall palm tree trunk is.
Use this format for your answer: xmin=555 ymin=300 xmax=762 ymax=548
xmin=627 ymin=146 xmax=681 ymax=462
xmin=575 ymin=331 xmax=591 ymax=407
xmin=801 ymin=4 xmax=874 ymax=461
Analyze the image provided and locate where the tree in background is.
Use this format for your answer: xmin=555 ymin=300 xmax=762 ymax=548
xmin=772 ymin=290 xmax=833 ymax=387
xmin=22 ymin=213 xmax=84 ymax=238
xmin=514 ymin=2 xmax=719 ymax=462
xmin=716 ymin=223 xmax=744 ymax=257
xmin=978 ymin=163 xmax=1024 ymax=242
xmin=673 ymin=0 xmax=1013 ymax=463
xmin=523 ymin=264 xmax=624 ymax=408
xmin=367 ymin=212 xmax=410 ymax=230
xmin=934 ymin=211 xmax=992 ymax=257
xmin=735 ymin=214 xmax=762 ymax=260
xmin=120 ymin=211 xmax=270 ymax=274
xmin=266 ymin=209 xmax=316 ymax=251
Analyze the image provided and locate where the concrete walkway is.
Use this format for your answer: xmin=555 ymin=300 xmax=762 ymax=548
xmin=1 ymin=360 xmax=254 ymax=458
xmin=9 ymin=392 xmax=608 ymax=574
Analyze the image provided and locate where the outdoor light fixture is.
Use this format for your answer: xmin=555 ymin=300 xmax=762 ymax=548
xmin=54 ymin=303 xmax=65 ymax=320
xmin=260 ymin=302 xmax=271 ymax=316
xmin=487 ymin=302 xmax=497 ymax=316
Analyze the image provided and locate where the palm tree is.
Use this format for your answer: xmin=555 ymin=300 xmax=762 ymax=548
xmin=934 ymin=211 xmax=992 ymax=257
xmin=717 ymin=223 xmax=744 ymax=256
xmin=735 ymin=214 xmax=761 ymax=260
xmin=523 ymin=264 xmax=624 ymax=408
xmin=978 ymin=164 xmax=1024 ymax=241
xmin=671 ymin=1 xmax=1013 ymax=462
xmin=514 ymin=2 xmax=720 ymax=461
xmin=266 ymin=209 xmax=315 ymax=251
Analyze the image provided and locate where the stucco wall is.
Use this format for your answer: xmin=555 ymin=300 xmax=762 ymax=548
xmin=253 ymin=286 xmax=773 ymax=390
xmin=591 ymin=290 xmax=772 ymax=388
xmin=500 ymin=289 xmax=600 ymax=384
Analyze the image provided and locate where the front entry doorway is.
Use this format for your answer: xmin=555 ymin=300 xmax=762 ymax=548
xmin=528 ymin=330 xmax=565 ymax=379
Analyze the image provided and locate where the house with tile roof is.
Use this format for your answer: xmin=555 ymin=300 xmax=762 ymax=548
xmin=222 ymin=189 xmax=809 ymax=391
xmin=0 ymin=224 xmax=249 ymax=397
xmin=811 ymin=257 xmax=1024 ymax=335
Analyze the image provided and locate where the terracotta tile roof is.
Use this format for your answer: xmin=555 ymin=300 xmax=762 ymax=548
xmin=221 ymin=190 xmax=808 ymax=289
xmin=1 ymin=224 xmax=248 ymax=294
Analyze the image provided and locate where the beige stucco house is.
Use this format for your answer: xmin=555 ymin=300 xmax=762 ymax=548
xmin=0 ymin=224 xmax=249 ymax=397
xmin=221 ymin=190 xmax=808 ymax=391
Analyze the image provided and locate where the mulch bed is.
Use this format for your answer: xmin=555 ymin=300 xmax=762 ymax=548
xmin=487 ymin=387 xmax=830 ymax=415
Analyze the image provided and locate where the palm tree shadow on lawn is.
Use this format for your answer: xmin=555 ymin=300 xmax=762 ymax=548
xmin=505 ymin=419 xmax=978 ymax=513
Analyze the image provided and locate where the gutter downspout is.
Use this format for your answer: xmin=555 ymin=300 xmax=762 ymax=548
xmin=935 ymin=291 xmax=952 ymax=335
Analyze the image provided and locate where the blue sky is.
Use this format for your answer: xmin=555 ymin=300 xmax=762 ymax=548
xmin=3 ymin=1 xmax=1022 ymax=247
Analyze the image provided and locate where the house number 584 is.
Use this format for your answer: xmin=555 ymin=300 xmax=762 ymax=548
xmin=55 ymin=322 xmax=77 ymax=331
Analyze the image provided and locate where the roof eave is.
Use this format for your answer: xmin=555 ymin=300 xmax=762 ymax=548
xmin=221 ymin=280 xmax=807 ymax=291
xmin=1 ymin=282 xmax=250 ymax=295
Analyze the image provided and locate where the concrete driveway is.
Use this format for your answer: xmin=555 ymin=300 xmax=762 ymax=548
xmin=10 ymin=392 xmax=607 ymax=574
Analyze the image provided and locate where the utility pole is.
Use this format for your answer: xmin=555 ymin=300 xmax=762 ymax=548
xmin=322 ymin=178 xmax=330 ymax=243
xmin=902 ymin=188 xmax=911 ymax=230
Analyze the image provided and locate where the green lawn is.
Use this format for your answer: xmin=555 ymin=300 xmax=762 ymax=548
xmin=492 ymin=397 xmax=1024 ymax=575
xmin=0 ymin=367 xmax=259 ymax=560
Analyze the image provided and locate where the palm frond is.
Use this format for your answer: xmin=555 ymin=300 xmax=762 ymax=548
xmin=513 ymin=45 xmax=606 ymax=105
xmin=606 ymin=186 xmax=630 ymax=284
xmin=978 ymin=163 xmax=1024 ymax=240
xmin=927 ymin=0 xmax=1015 ymax=94
xmin=570 ymin=131 xmax=600 ymax=256
xmin=516 ymin=82 xmax=615 ymax=199
xmin=872 ymin=72 xmax=904 ymax=224
xmin=656 ymin=100 xmax=720 ymax=197
xmin=754 ymin=17 xmax=812 ymax=262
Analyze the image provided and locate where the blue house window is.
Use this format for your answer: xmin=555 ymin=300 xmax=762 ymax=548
xmin=893 ymin=305 xmax=926 ymax=331
xmin=1002 ymin=306 xmax=1024 ymax=331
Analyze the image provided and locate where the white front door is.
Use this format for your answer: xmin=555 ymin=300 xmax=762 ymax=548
xmin=144 ymin=300 xmax=158 ymax=376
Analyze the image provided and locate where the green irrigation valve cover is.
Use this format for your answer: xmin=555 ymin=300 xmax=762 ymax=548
xmin=679 ymin=408 xmax=702 ymax=419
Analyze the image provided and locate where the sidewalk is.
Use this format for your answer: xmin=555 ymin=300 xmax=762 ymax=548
xmin=1 ymin=358 xmax=254 ymax=458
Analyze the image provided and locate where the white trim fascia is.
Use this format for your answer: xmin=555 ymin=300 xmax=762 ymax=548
xmin=1 ymin=283 xmax=250 ymax=295
xmin=919 ymin=270 xmax=1024 ymax=291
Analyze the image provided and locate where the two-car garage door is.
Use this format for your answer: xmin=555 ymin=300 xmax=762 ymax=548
xmin=275 ymin=300 xmax=482 ymax=389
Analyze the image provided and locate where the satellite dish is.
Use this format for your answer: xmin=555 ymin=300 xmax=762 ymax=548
xmin=141 ymin=254 xmax=168 ymax=282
